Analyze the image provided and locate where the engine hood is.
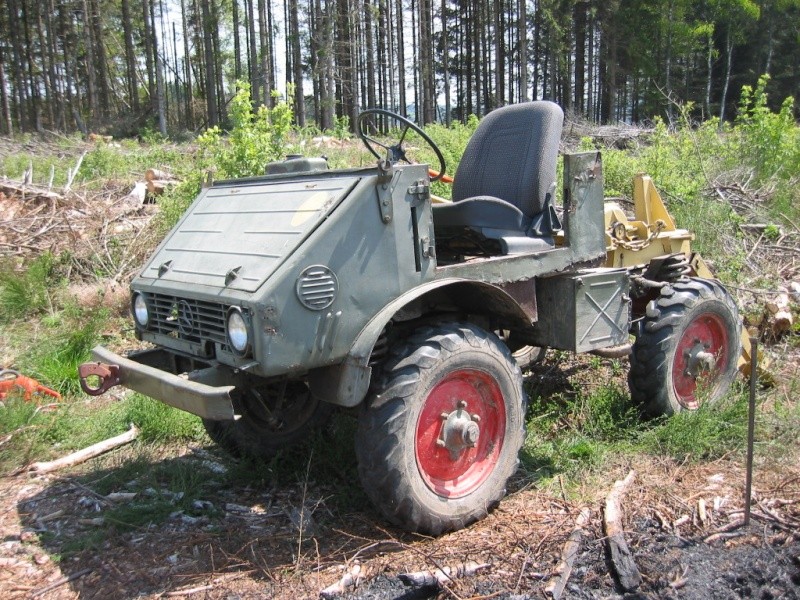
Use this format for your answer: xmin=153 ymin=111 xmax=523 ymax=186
xmin=141 ymin=175 xmax=361 ymax=292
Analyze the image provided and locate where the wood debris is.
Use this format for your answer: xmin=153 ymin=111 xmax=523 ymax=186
xmin=603 ymin=470 xmax=642 ymax=592
xmin=398 ymin=560 xmax=490 ymax=588
xmin=28 ymin=424 xmax=139 ymax=474
xmin=545 ymin=507 xmax=592 ymax=600
xmin=320 ymin=564 xmax=367 ymax=598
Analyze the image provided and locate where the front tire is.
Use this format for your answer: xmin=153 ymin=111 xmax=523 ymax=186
xmin=356 ymin=323 xmax=526 ymax=535
xmin=629 ymin=278 xmax=741 ymax=417
xmin=203 ymin=380 xmax=333 ymax=460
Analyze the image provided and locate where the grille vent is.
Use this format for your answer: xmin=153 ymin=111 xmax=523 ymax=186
xmin=296 ymin=266 xmax=338 ymax=310
xmin=141 ymin=293 xmax=228 ymax=349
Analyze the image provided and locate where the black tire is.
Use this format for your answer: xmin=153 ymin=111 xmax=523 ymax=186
xmin=356 ymin=323 xmax=527 ymax=535
xmin=629 ymin=278 xmax=741 ymax=417
xmin=203 ymin=380 xmax=333 ymax=460
xmin=512 ymin=345 xmax=546 ymax=369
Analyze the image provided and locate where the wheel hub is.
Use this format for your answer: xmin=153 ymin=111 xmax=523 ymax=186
xmin=683 ymin=340 xmax=716 ymax=379
xmin=437 ymin=400 xmax=481 ymax=461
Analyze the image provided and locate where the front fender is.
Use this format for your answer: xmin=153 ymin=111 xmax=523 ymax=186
xmin=307 ymin=278 xmax=534 ymax=407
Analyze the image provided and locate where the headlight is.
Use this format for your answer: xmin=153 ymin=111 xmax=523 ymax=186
xmin=226 ymin=308 xmax=250 ymax=355
xmin=132 ymin=293 xmax=149 ymax=327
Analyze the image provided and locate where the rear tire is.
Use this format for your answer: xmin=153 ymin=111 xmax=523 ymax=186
xmin=629 ymin=278 xmax=740 ymax=417
xmin=356 ymin=323 xmax=526 ymax=535
xmin=203 ymin=380 xmax=333 ymax=460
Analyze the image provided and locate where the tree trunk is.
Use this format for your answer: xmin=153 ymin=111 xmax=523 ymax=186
xmin=152 ymin=0 xmax=167 ymax=134
xmin=142 ymin=0 xmax=156 ymax=111
xmin=518 ymin=0 xmax=527 ymax=102
xmin=258 ymin=0 xmax=272 ymax=105
xmin=122 ymin=0 xmax=140 ymax=113
xmin=288 ymin=0 xmax=305 ymax=124
xmin=89 ymin=0 xmax=110 ymax=118
xmin=233 ymin=0 xmax=242 ymax=81
xmin=201 ymin=0 xmax=218 ymax=126
xmin=395 ymin=0 xmax=406 ymax=117
xmin=246 ymin=0 xmax=259 ymax=105
xmin=442 ymin=0 xmax=451 ymax=124
xmin=0 ymin=45 xmax=12 ymax=134
xmin=719 ymin=26 xmax=732 ymax=122
xmin=181 ymin=0 xmax=194 ymax=127
xmin=574 ymin=0 xmax=586 ymax=114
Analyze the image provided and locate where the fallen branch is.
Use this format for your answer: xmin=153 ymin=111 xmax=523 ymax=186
xmin=147 ymin=179 xmax=177 ymax=196
xmin=399 ymin=560 xmax=489 ymax=588
xmin=545 ymin=507 xmax=592 ymax=600
xmin=31 ymin=568 xmax=92 ymax=597
xmin=29 ymin=424 xmax=139 ymax=474
xmin=604 ymin=470 xmax=642 ymax=592
xmin=145 ymin=168 xmax=178 ymax=182
xmin=320 ymin=564 xmax=367 ymax=598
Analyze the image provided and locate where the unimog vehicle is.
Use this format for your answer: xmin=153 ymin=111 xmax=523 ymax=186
xmin=79 ymin=102 xmax=741 ymax=535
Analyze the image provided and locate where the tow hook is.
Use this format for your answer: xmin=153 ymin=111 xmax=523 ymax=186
xmin=78 ymin=362 xmax=121 ymax=396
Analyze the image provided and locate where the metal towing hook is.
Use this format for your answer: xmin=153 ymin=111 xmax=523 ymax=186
xmin=78 ymin=362 xmax=121 ymax=396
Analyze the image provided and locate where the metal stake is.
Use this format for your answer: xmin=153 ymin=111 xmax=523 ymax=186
xmin=744 ymin=337 xmax=758 ymax=526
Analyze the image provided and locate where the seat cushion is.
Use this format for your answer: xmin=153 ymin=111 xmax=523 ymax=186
xmin=432 ymin=196 xmax=529 ymax=232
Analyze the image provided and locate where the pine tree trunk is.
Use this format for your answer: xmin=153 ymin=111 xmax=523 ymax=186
xmin=288 ymin=0 xmax=305 ymax=124
xmin=395 ymin=0 xmax=406 ymax=117
xmin=518 ymin=0 xmax=527 ymax=102
xmin=442 ymin=0 xmax=451 ymax=124
xmin=719 ymin=27 xmax=732 ymax=122
xmin=201 ymin=0 xmax=218 ymax=126
xmin=122 ymin=0 xmax=139 ymax=112
xmin=89 ymin=0 xmax=110 ymax=118
xmin=574 ymin=0 xmax=586 ymax=114
xmin=0 ymin=45 xmax=12 ymax=134
xmin=246 ymin=0 xmax=259 ymax=105
xmin=233 ymin=0 xmax=242 ymax=81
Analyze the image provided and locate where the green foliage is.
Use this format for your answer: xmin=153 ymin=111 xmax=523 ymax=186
xmin=0 ymin=253 xmax=61 ymax=321
xmin=17 ymin=305 xmax=107 ymax=395
xmin=639 ymin=391 xmax=748 ymax=460
xmin=735 ymin=75 xmax=800 ymax=183
xmin=522 ymin=385 xmax=640 ymax=478
xmin=197 ymin=81 xmax=296 ymax=179
xmin=81 ymin=145 xmax=131 ymax=181
xmin=117 ymin=394 xmax=204 ymax=443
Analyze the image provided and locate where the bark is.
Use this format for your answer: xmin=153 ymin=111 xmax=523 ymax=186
xmin=0 ymin=45 xmax=12 ymax=134
xmin=395 ymin=0 xmax=406 ymax=116
xmin=442 ymin=0 xmax=451 ymax=124
xmin=122 ymin=0 xmax=140 ymax=112
xmin=201 ymin=0 xmax=218 ymax=126
xmin=233 ymin=0 xmax=242 ymax=81
xmin=288 ymin=0 xmax=305 ymax=124
xmin=574 ymin=0 xmax=586 ymax=114
xmin=719 ymin=26 xmax=733 ymax=122
xmin=89 ymin=0 xmax=110 ymax=118
xmin=181 ymin=0 xmax=194 ymax=126
xmin=247 ymin=0 xmax=260 ymax=105
xmin=258 ymin=0 xmax=272 ymax=105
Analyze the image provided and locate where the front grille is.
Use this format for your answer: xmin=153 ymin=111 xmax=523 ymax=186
xmin=143 ymin=292 xmax=228 ymax=347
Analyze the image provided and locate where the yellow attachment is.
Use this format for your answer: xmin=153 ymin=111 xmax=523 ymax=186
xmin=604 ymin=174 xmax=694 ymax=268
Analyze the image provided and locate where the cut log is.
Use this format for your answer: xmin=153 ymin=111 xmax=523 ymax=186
xmin=399 ymin=561 xmax=489 ymax=587
xmin=146 ymin=179 xmax=176 ymax=196
xmin=604 ymin=470 xmax=642 ymax=592
xmin=0 ymin=179 xmax=63 ymax=201
xmin=545 ymin=507 xmax=592 ymax=600
xmin=145 ymin=168 xmax=177 ymax=182
xmin=29 ymin=425 xmax=139 ymax=474
xmin=320 ymin=564 xmax=366 ymax=598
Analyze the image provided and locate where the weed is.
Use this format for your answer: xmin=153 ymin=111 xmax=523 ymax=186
xmin=17 ymin=305 xmax=107 ymax=395
xmin=638 ymin=388 xmax=748 ymax=461
xmin=0 ymin=253 xmax=61 ymax=321
xmin=117 ymin=394 xmax=205 ymax=443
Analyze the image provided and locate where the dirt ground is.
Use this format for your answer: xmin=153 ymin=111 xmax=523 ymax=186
xmin=2 ymin=389 xmax=799 ymax=600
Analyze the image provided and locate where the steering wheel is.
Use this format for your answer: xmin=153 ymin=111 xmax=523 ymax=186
xmin=356 ymin=108 xmax=446 ymax=182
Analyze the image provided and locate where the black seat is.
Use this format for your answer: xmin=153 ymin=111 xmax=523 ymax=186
xmin=432 ymin=101 xmax=564 ymax=255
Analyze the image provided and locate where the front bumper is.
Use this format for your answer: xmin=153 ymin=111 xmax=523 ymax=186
xmin=80 ymin=346 xmax=236 ymax=421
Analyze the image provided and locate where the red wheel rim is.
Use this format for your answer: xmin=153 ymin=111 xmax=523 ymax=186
xmin=673 ymin=311 xmax=731 ymax=409
xmin=415 ymin=369 xmax=506 ymax=498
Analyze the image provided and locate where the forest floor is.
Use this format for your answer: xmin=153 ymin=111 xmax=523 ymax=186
xmin=1 ymin=354 xmax=799 ymax=600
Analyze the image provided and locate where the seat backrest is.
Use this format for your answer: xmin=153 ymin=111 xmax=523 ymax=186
xmin=452 ymin=101 xmax=563 ymax=217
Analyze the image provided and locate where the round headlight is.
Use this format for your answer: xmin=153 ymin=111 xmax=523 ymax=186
xmin=133 ymin=293 xmax=149 ymax=327
xmin=227 ymin=308 xmax=249 ymax=354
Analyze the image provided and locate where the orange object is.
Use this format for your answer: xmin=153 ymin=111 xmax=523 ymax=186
xmin=0 ymin=370 xmax=62 ymax=402
xmin=428 ymin=168 xmax=454 ymax=184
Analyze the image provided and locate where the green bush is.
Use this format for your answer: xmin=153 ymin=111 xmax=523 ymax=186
xmin=17 ymin=305 xmax=107 ymax=395
xmin=197 ymin=81 xmax=296 ymax=179
xmin=0 ymin=253 xmax=61 ymax=321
